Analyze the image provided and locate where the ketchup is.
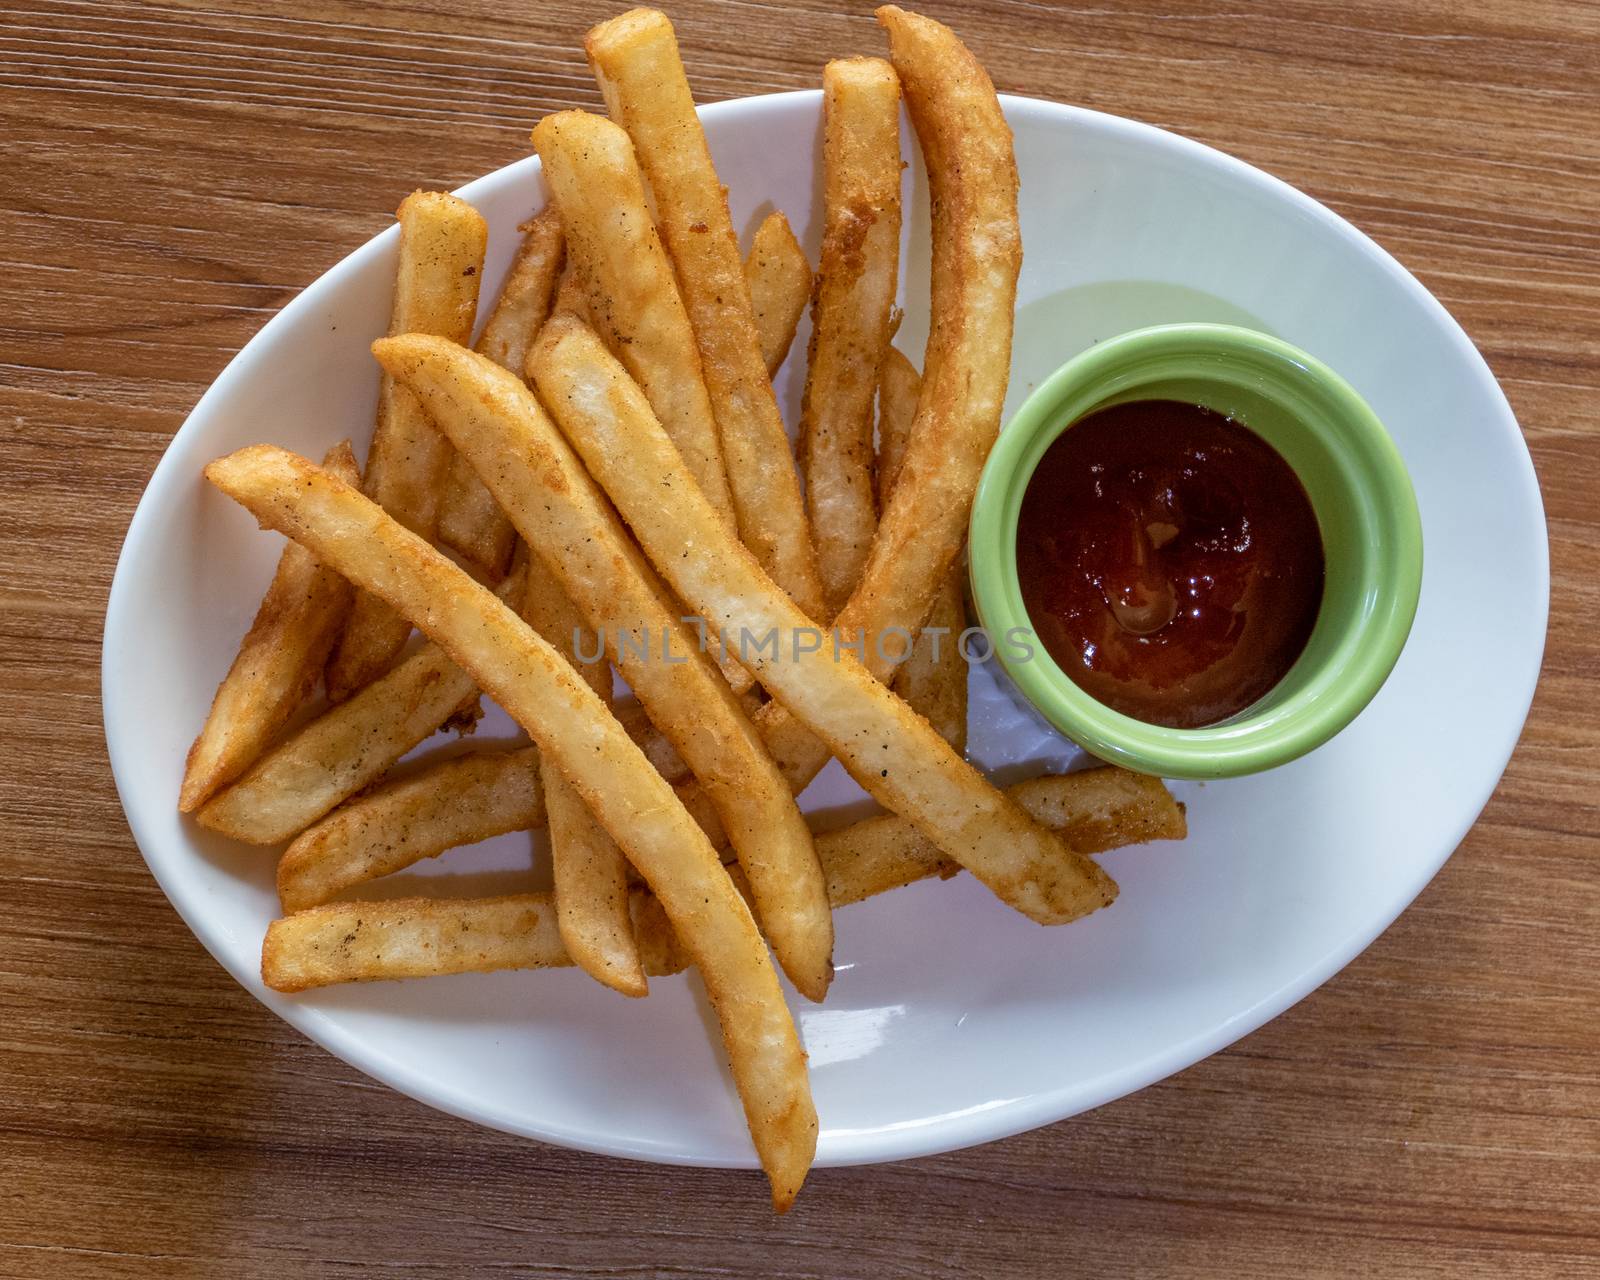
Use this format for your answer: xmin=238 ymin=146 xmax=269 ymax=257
xmin=1015 ymin=400 xmax=1324 ymax=729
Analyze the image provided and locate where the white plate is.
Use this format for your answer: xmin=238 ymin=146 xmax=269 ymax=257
xmin=103 ymin=92 xmax=1547 ymax=1169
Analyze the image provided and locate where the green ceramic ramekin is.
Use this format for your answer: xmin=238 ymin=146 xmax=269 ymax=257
xmin=969 ymin=323 xmax=1422 ymax=779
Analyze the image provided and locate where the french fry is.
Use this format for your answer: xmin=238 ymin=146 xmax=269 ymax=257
xmin=533 ymin=110 xmax=735 ymax=524
xmin=528 ymin=321 xmax=1114 ymax=926
xmin=545 ymin=255 xmax=592 ymax=329
xmin=745 ymin=8 xmax=1023 ymax=794
xmin=263 ymin=770 xmax=1183 ymax=988
xmin=265 ymin=893 xmax=567 ymax=989
xmin=744 ymin=211 xmax=811 ymax=377
xmin=614 ymin=696 xmax=692 ymax=785
xmin=475 ymin=207 xmax=565 ymax=373
xmin=179 ymin=441 xmax=361 ymax=812
xmin=892 ymin=577 xmax=968 ymax=750
xmin=820 ymin=768 xmax=1183 ymax=906
xmin=800 ymin=58 xmax=902 ymax=616
xmin=438 ymin=459 xmax=514 ymax=585
xmin=1002 ymin=768 xmax=1185 ymax=854
xmin=206 ymin=443 xmax=817 ymax=1211
xmin=263 ymin=891 xmax=690 ymax=993
xmin=587 ymin=8 xmax=825 ymax=621
xmin=277 ymin=747 xmax=545 ymax=913
xmin=274 ymin=738 xmax=733 ymax=913
xmin=876 ymin=350 xmax=967 ymax=749
xmin=366 ymin=194 xmax=489 ymax=534
xmin=851 ymin=7 xmax=1018 ymax=670
xmin=439 ymin=208 xmax=565 ymax=578
xmin=372 ymin=334 xmax=832 ymax=1003
xmin=874 ymin=345 xmax=921 ymax=505
xmin=196 ymin=639 xmax=480 ymax=846
xmin=328 ymin=191 xmax=488 ymax=701
xmin=519 ymin=551 xmax=646 ymax=998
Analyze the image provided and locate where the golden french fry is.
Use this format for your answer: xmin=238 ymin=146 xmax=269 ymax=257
xmin=853 ymin=7 xmax=1018 ymax=666
xmin=587 ymin=8 xmax=825 ymax=621
xmin=372 ymin=333 xmax=832 ymax=1003
xmin=528 ymin=321 xmax=1113 ymax=926
xmin=748 ymin=8 xmax=1023 ymax=794
xmin=265 ymin=894 xmax=567 ymax=989
xmin=206 ymin=444 xmax=816 ymax=1210
xmin=439 ymin=208 xmax=565 ymax=578
xmin=439 ymin=453 xmax=514 ymax=578
xmin=262 ymin=769 xmax=1183 ymax=988
xmin=744 ymin=211 xmax=811 ymax=377
xmin=875 ymin=351 xmax=967 ymax=748
xmin=820 ymin=768 xmax=1183 ymax=906
xmin=475 ymin=208 xmax=565 ymax=372
xmin=893 ymin=575 xmax=967 ymax=750
xmin=533 ymin=110 xmax=734 ymax=524
xmin=180 ymin=441 xmax=360 ymax=812
xmin=196 ymin=640 xmax=479 ymax=846
xmin=362 ymin=192 xmax=488 ymax=530
xmin=613 ymin=696 xmax=692 ymax=785
xmin=329 ymin=191 xmax=489 ymax=701
xmin=440 ymin=454 xmax=514 ymax=580
xmin=200 ymin=567 xmax=522 ymax=846
xmin=519 ymin=551 xmax=646 ymax=998
xmin=1004 ymin=768 xmax=1185 ymax=851
xmin=277 ymin=747 xmax=545 ymax=913
xmin=275 ymin=742 xmax=731 ymax=912
xmin=545 ymin=255 xmax=592 ymax=329
xmin=801 ymin=58 xmax=902 ymax=616
xmin=874 ymin=345 xmax=920 ymax=505
xmin=263 ymin=890 xmax=690 ymax=993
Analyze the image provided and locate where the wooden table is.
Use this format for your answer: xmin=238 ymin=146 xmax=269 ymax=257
xmin=3 ymin=1 xmax=1596 ymax=1274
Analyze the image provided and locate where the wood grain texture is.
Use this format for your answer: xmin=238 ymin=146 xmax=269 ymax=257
xmin=2 ymin=0 xmax=1597 ymax=1274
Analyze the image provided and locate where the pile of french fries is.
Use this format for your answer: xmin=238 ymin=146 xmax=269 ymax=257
xmin=180 ymin=6 xmax=1186 ymax=1210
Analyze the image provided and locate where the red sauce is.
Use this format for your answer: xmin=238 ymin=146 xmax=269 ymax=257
xmin=1016 ymin=400 xmax=1324 ymax=728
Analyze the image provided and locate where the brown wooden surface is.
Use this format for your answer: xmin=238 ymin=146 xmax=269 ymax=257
xmin=3 ymin=1 xmax=1597 ymax=1275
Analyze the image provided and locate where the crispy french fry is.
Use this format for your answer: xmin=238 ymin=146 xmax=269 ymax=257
xmin=893 ymin=575 xmax=967 ymax=750
xmin=180 ymin=442 xmax=361 ymax=812
xmin=206 ymin=444 xmax=816 ymax=1209
xmin=328 ymin=191 xmax=489 ymax=701
xmin=614 ymin=696 xmax=692 ymax=785
xmin=274 ymin=742 xmax=732 ymax=913
xmin=262 ymin=770 xmax=1183 ymax=988
xmin=372 ymin=333 xmax=832 ymax=1003
xmin=519 ymin=551 xmax=646 ymax=998
xmin=545 ymin=255 xmax=592 ymax=329
xmin=1003 ymin=769 xmax=1185 ymax=852
xmin=365 ymin=193 xmax=489 ymax=533
xmin=263 ymin=890 xmax=690 ymax=993
xmin=820 ymin=769 xmax=1184 ymax=906
xmin=874 ymin=345 xmax=921 ymax=505
xmin=534 ymin=110 xmax=735 ymax=525
xmin=528 ymin=321 xmax=1114 ymax=926
xmin=196 ymin=639 xmax=480 ymax=846
xmin=439 ymin=455 xmax=512 ymax=581
xmin=747 ymin=8 xmax=1023 ymax=794
xmin=439 ymin=208 xmax=565 ymax=578
xmin=277 ymin=747 xmax=545 ymax=913
xmin=801 ymin=58 xmax=902 ymax=616
xmin=876 ymin=351 xmax=966 ymax=748
xmin=475 ymin=207 xmax=565 ymax=372
xmin=851 ymin=7 xmax=1018 ymax=668
xmin=587 ymin=8 xmax=825 ymax=621
xmin=744 ymin=211 xmax=811 ymax=377
xmin=265 ymin=893 xmax=567 ymax=989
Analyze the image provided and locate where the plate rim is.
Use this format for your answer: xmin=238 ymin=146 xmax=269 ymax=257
xmin=101 ymin=90 xmax=1550 ymax=1170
